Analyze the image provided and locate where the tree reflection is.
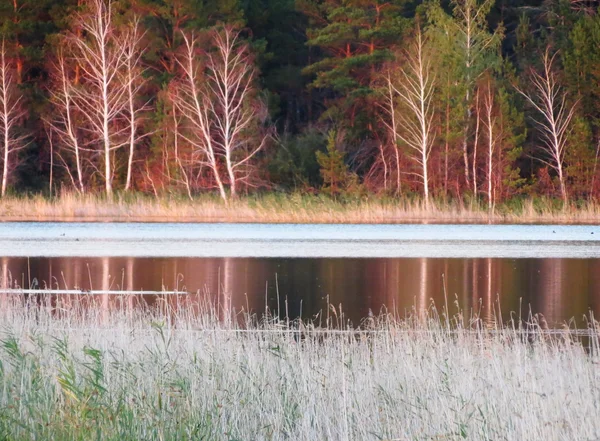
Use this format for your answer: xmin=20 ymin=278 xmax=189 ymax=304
xmin=0 ymin=256 xmax=595 ymax=326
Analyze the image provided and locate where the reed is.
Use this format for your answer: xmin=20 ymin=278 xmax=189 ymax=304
xmin=1 ymin=192 xmax=600 ymax=223
xmin=1 ymin=293 xmax=599 ymax=440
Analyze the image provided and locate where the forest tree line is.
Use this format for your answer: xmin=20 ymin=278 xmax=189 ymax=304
xmin=1 ymin=0 xmax=599 ymax=204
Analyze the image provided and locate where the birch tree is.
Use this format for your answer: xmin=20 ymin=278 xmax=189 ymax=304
xmin=482 ymin=80 xmax=499 ymax=209
xmin=517 ymin=49 xmax=576 ymax=204
xmin=0 ymin=39 xmax=25 ymax=197
xmin=379 ymin=71 xmax=402 ymax=195
xmin=455 ymin=0 xmax=501 ymax=192
xmin=387 ymin=29 xmax=436 ymax=208
xmin=172 ymin=27 xmax=268 ymax=201
xmin=209 ymin=27 xmax=267 ymax=198
xmin=122 ymin=17 xmax=147 ymax=191
xmin=171 ymin=32 xmax=228 ymax=201
xmin=428 ymin=0 xmax=502 ymax=191
xmin=48 ymin=49 xmax=86 ymax=193
xmin=68 ymin=0 xmax=127 ymax=197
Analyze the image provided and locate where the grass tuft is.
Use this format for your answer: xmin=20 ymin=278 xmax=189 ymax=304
xmin=0 ymin=293 xmax=599 ymax=440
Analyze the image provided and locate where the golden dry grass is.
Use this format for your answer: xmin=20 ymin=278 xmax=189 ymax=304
xmin=0 ymin=192 xmax=599 ymax=223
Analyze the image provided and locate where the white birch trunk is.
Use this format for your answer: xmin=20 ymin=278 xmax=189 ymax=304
xmin=123 ymin=18 xmax=146 ymax=191
xmin=388 ymin=29 xmax=435 ymax=208
xmin=516 ymin=49 xmax=576 ymax=205
xmin=174 ymin=33 xmax=228 ymax=202
xmin=69 ymin=0 xmax=128 ymax=197
xmin=173 ymin=28 xmax=267 ymax=201
xmin=0 ymin=39 xmax=24 ymax=197
xmin=484 ymin=84 xmax=495 ymax=210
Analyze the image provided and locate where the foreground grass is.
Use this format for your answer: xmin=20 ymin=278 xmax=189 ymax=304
xmin=1 ymin=192 xmax=600 ymax=223
xmin=1 ymin=295 xmax=600 ymax=440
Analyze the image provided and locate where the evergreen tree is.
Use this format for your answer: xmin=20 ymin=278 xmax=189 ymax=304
xmin=245 ymin=0 xmax=310 ymax=133
xmin=563 ymin=14 xmax=600 ymax=192
xmin=301 ymin=0 xmax=407 ymax=140
xmin=316 ymin=129 xmax=353 ymax=196
xmin=565 ymin=116 xmax=595 ymax=198
xmin=428 ymin=0 xmax=503 ymax=192
xmin=490 ymin=80 xmax=527 ymax=202
xmin=134 ymin=0 xmax=243 ymax=79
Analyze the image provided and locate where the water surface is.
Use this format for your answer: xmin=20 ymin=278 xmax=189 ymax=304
xmin=1 ymin=223 xmax=599 ymax=325
xmin=0 ymin=255 xmax=597 ymax=326
xmin=1 ymin=222 xmax=600 ymax=257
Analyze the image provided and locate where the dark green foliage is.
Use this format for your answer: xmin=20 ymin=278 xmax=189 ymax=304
xmin=565 ymin=116 xmax=595 ymax=197
xmin=563 ymin=13 xmax=600 ymax=142
xmin=268 ymin=128 xmax=327 ymax=190
xmin=245 ymin=0 xmax=310 ymax=132
xmin=301 ymin=0 xmax=408 ymax=140
xmin=316 ymin=130 xmax=358 ymax=196
xmin=496 ymin=85 xmax=527 ymax=198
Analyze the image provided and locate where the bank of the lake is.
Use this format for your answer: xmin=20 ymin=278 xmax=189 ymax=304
xmin=1 ymin=295 xmax=599 ymax=441
xmin=2 ymin=193 xmax=600 ymax=223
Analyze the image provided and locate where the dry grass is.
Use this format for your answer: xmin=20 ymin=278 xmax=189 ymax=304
xmin=1 ymin=293 xmax=600 ymax=440
xmin=0 ymin=192 xmax=599 ymax=223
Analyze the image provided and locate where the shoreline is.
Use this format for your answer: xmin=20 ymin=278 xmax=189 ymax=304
xmin=1 ymin=193 xmax=600 ymax=224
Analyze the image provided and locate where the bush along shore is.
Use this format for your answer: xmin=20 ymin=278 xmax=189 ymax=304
xmin=1 ymin=294 xmax=600 ymax=440
xmin=1 ymin=193 xmax=600 ymax=223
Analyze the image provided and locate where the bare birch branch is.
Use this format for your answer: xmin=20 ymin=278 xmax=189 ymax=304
xmin=67 ymin=0 xmax=128 ymax=197
xmin=516 ymin=48 xmax=577 ymax=204
xmin=387 ymin=29 xmax=436 ymax=208
xmin=0 ymin=38 xmax=27 ymax=197
xmin=172 ymin=27 xmax=269 ymax=201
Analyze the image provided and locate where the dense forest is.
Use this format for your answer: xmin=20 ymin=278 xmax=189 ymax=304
xmin=0 ymin=0 xmax=599 ymax=205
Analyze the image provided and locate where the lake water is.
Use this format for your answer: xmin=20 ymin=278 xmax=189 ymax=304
xmin=1 ymin=222 xmax=600 ymax=325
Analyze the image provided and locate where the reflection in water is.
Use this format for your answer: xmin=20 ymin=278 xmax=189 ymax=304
xmin=1 ymin=257 xmax=7 ymax=310
xmin=418 ymin=258 xmax=428 ymax=318
xmin=485 ymin=258 xmax=493 ymax=323
xmin=0 ymin=257 xmax=599 ymax=326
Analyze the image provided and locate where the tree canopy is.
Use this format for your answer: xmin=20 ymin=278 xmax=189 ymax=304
xmin=0 ymin=0 xmax=599 ymax=203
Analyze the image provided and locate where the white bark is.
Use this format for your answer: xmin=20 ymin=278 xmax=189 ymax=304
xmin=48 ymin=50 xmax=85 ymax=193
xmin=447 ymin=0 xmax=498 ymax=190
xmin=379 ymin=143 xmax=388 ymax=191
xmin=387 ymin=30 xmax=436 ymax=208
xmin=123 ymin=17 xmax=147 ymax=191
xmin=69 ymin=0 xmax=128 ymax=197
xmin=516 ymin=49 xmax=576 ymax=204
xmin=172 ymin=32 xmax=227 ymax=202
xmin=461 ymin=0 xmax=474 ymax=189
xmin=0 ymin=39 xmax=25 ymax=197
xmin=483 ymin=83 xmax=497 ymax=210
xmin=382 ymin=73 xmax=402 ymax=195
xmin=173 ymin=28 xmax=267 ymax=201
xmin=473 ymin=89 xmax=480 ymax=195
xmin=207 ymin=28 xmax=266 ymax=198
xmin=172 ymin=106 xmax=193 ymax=200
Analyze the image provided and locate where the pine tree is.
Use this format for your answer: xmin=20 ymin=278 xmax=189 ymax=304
xmin=565 ymin=116 xmax=595 ymax=198
xmin=485 ymin=79 xmax=526 ymax=204
xmin=245 ymin=0 xmax=310 ymax=133
xmin=301 ymin=0 xmax=407 ymax=139
xmin=316 ymin=130 xmax=352 ymax=196
xmin=0 ymin=0 xmax=58 ymax=84
xmin=563 ymin=14 xmax=600 ymax=198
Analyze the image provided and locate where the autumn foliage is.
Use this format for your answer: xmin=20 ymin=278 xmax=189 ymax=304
xmin=0 ymin=0 xmax=599 ymax=204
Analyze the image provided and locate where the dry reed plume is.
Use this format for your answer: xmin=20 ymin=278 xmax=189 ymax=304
xmin=1 ymin=293 xmax=599 ymax=440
